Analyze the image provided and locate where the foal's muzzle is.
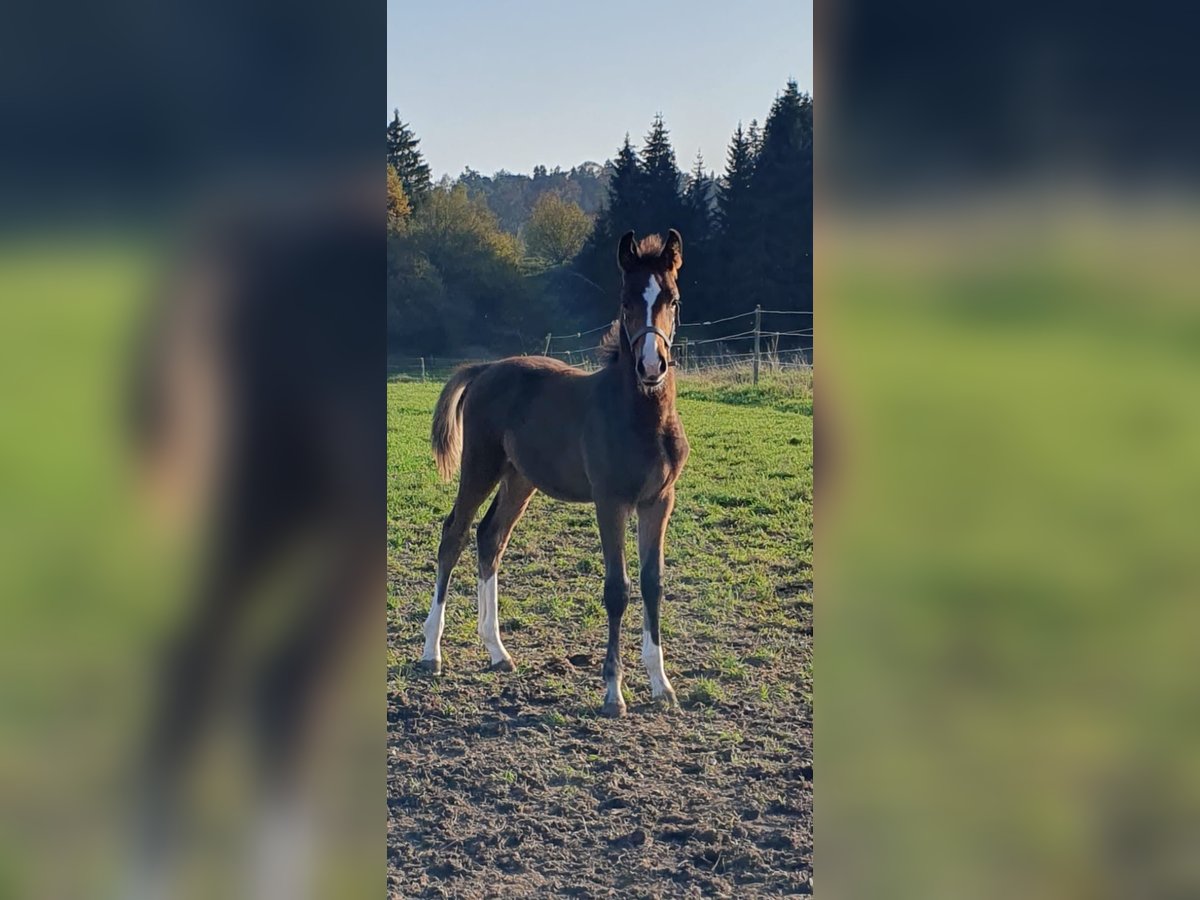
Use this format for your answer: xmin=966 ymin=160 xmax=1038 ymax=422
xmin=624 ymin=322 xmax=673 ymax=387
xmin=638 ymin=364 xmax=667 ymax=388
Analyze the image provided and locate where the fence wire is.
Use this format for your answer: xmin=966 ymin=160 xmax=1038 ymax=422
xmin=390 ymin=304 xmax=812 ymax=379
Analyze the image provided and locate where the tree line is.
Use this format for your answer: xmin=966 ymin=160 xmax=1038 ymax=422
xmin=387 ymin=79 xmax=812 ymax=358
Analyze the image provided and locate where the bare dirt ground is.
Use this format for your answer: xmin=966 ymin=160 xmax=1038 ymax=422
xmin=388 ymin=379 xmax=813 ymax=897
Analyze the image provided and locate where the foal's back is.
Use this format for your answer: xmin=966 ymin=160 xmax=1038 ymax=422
xmin=461 ymin=356 xmax=600 ymax=502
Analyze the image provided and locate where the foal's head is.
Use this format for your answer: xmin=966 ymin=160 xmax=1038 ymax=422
xmin=616 ymin=229 xmax=682 ymax=391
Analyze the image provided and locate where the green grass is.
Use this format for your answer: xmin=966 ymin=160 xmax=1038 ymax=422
xmin=387 ymin=370 xmax=813 ymax=712
xmin=685 ymin=678 xmax=727 ymax=707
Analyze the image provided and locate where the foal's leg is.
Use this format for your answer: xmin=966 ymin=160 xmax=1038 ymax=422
xmin=419 ymin=450 xmax=502 ymax=674
xmin=638 ymin=488 xmax=678 ymax=706
xmin=595 ymin=499 xmax=632 ymax=717
xmin=475 ymin=468 xmax=537 ymax=671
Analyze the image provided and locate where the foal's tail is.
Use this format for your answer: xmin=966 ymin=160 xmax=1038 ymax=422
xmin=431 ymin=364 xmax=489 ymax=482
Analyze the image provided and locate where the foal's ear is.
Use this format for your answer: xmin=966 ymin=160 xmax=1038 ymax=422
xmin=662 ymin=228 xmax=683 ymax=271
xmin=617 ymin=230 xmax=639 ymax=272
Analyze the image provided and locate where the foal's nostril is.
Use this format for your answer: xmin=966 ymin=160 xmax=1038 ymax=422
xmin=658 ymin=353 xmax=667 ymax=372
xmin=636 ymin=359 xmax=646 ymax=377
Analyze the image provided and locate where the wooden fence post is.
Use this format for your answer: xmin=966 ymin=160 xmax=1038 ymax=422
xmin=753 ymin=304 xmax=762 ymax=386
xmin=420 ymin=357 xmax=426 ymax=382
xmin=543 ymin=333 xmax=552 ymax=356
xmin=681 ymin=335 xmax=688 ymax=373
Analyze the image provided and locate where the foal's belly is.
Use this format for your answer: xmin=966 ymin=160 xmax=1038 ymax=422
xmin=533 ymin=480 xmax=593 ymax=504
xmin=502 ymin=430 xmax=592 ymax=503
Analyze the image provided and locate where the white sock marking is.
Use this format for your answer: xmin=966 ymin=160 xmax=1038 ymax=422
xmin=421 ymin=584 xmax=444 ymax=662
xmin=641 ymin=278 xmax=662 ymax=377
xmin=476 ymin=573 xmax=509 ymax=664
xmin=642 ymin=629 xmax=673 ymax=698
xmin=604 ymin=675 xmax=624 ymax=708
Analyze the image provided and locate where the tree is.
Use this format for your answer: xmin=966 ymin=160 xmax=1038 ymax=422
xmin=718 ymin=123 xmax=755 ymax=232
xmin=640 ymin=114 xmax=686 ymax=233
xmin=683 ymin=150 xmax=714 ymax=244
xmin=747 ymin=118 xmax=764 ymax=160
xmin=675 ymin=151 xmax=718 ymax=319
xmin=386 ymin=110 xmax=432 ymax=205
xmin=456 ymin=166 xmax=607 ymax=235
xmin=387 ymin=81 xmax=813 ymax=358
xmin=388 ymin=182 xmax=540 ymax=354
xmin=524 ymin=193 xmax=593 ymax=266
xmin=749 ymin=80 xmax=813 ymax=317
xmin=716 ymin=121 xmax=769 ymax=309
xmin=570 ymin=133 xmax=644 ymax=305
xmin=603 ymin=133 xmax=642 ymax=233
xmin=387 ymin=164 xmax=411 ymax=234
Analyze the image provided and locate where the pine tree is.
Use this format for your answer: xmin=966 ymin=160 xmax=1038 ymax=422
xmin=673 ymin=150 xmax=717 ymax=319
xmin=717 ymin=121 xmax=769 ymax=309
xmin=718 ymin=123 xmax=755 ymax=232
xmin=571 ymin=133 xmax=644 ymax=313
xmin=683 ymin=150 xmax=713 ymax=244
xmin=749 ymin=80 xmax=813 ymax=317
xmin=640 ymin=114 xmax=685 ymax=233
xmin=386 ymin=109 xmax=432 ymax=206
xmin=641 ymin=115 xmax=678 ymax=190
xmin=603 ymin=133 xmax=642 ymax=233
xmin=747 ymin=119 xmax=764 ymax=160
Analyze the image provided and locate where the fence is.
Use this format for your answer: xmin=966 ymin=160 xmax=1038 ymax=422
xmin=387 ymin=304 xmax=812 ymax=385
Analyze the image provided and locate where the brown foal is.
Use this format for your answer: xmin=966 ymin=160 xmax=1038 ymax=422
xmin=418 ymin=229 xmax=690 ymax=716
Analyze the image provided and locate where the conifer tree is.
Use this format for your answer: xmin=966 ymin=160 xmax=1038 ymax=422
xmin=716 ymin=121 xmax=769 ymax=308
xmin=672 ymin=150 xmax=718 ymax=319
xmin=747 ymin=118 xmax=764 ymax=160
xmin=603 ymin=133 xmax=642 ymax=233
xmin=570 ymin=133 xmax=644 ymax=306
xmin=386 ymin=109 xmax=432 ymax=206
xmin=749 ymin=81 xmax=813 ymax=317
xmin=683 ymin=150 xmax=713 ymax=244
xmin=640 ymin=114 xmax=686 ymax=234
xmin=718 ymin=123 xmax=755 ymax=232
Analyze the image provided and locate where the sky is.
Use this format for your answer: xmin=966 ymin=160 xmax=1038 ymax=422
xmin=387 ymin=0 xmax=813 ymax=179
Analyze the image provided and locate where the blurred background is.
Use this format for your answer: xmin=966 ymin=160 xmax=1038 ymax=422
xmin=0 ymin=1 xmax=379 ymax=897
xmin=820 ymin=2 xmax=1200 ymax=898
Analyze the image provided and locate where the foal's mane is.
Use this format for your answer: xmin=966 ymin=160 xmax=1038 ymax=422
xmin=634 ymin=233 xmax=665 ymax=256
xmin=598 ymin=234 xmax=667 ymax=364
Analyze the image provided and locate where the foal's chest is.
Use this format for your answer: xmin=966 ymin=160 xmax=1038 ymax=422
xmin=622 ymin=420 xmax=688 ymax=504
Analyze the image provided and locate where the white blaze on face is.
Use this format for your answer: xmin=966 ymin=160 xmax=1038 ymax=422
xmin=640 ymin=276 xmax=664 ymax=378
xmin=421 ymin=585 xmax=444 ymax=662
xmin=642 ymin=629 xmax=673 ymax=698
xmin=476 ymin=573 xmax=509 ymax=665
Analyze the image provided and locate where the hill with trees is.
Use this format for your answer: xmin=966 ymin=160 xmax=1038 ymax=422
xmin=386 ymin=80 xmax=812 ymax=360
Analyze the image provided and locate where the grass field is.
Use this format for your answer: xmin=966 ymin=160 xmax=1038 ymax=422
xmin=387 ymin=372 xmax=813 ymax=897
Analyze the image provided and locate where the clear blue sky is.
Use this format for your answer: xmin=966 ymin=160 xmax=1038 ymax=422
xmin=387 ymin=0 xmax=813 ymax=179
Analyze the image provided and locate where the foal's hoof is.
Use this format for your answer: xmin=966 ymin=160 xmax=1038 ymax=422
xmin=601 ymin=700 xmax=627 ymax=719
xmin=415 ymin=658 xmax=442 ymax=676
xmin=488 ymin=656 xmax=516 ymax=673
xmin=652 ymin=688 xmax=679 ymax=709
